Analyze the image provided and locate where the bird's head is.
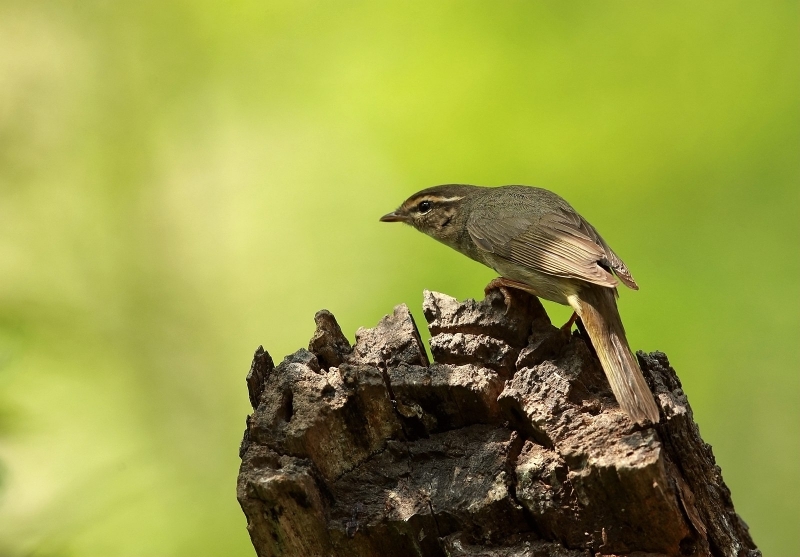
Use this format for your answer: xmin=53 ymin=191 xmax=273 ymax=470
xmin=380 ymin=184 xmax=480 ymax=243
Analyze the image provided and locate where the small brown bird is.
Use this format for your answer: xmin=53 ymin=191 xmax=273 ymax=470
xmin=380 ymin=184 xmax=659 ymax=425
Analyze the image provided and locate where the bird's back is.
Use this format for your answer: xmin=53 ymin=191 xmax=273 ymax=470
xmin=469 ymin=185 xmax=576 ymax=223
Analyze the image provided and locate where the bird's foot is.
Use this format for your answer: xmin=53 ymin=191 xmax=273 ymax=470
xmin=560 ymin=311 xmax=579 ymax=334
xmin=484 ymin=277 xmax=533 ymax=314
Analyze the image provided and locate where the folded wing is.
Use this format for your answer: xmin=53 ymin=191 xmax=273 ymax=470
xmin=467 ymin=207 xmax=638 ymax=290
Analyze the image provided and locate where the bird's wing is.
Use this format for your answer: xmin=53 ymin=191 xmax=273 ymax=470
xmin=467 ymin=207 xmax=638 ymax=290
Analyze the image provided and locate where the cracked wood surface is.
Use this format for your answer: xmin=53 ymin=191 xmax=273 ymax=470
xmin=237 ymin=287 xmax=759 ymax=557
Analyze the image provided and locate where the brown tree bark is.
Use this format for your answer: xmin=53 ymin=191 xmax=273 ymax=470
xmin=237 ymin=286 xmax=759 ymax=557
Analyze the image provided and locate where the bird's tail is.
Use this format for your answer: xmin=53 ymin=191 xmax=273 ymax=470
xmin=568 ymin=286 xmax=660 ymax=425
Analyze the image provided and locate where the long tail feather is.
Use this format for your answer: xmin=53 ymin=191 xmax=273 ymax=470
xmin=568 ymin=287 xmax=659 ymax=425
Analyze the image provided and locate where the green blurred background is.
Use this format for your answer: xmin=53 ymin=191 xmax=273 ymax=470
xmin=0 ymin=1 xmax=797 ymax=555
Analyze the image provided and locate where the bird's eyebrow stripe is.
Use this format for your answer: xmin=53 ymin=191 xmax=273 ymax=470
xmin=405 ymin=195 xmax=464 ymax=207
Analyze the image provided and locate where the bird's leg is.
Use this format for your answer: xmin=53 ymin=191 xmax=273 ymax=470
xmin=573 ymin=316 xmax=598 ymax=359
xmin=484 ymin=277 xmax=534 ymax=312
xmin=560 ymin=311 xmax=579 ymax=334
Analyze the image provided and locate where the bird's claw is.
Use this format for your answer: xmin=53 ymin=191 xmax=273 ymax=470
xmin=484 ymin=277 xmax=527 ymax=314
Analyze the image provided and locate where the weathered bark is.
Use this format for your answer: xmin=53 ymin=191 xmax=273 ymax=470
xmin=237 ymin=287 xmax=759 ymax=557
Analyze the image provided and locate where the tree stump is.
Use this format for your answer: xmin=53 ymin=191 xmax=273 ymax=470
xmin=237 ymin=286 xmax=759 ymax=557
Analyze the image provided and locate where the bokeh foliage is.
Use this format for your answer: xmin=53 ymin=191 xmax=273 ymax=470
xmin=0 ymin=1 xmax=797 ymax=555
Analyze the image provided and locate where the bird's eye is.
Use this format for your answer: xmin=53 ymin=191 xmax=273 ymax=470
xmin=417 ymin=200 xmax=432 ymax=213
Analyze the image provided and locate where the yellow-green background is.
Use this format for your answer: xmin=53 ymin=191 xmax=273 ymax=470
xmin=0 ymin=1 xmax=797 ymax=555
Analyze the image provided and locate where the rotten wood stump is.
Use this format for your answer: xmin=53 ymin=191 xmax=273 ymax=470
xmin=237 ymin=287 xmax=759 ymax=557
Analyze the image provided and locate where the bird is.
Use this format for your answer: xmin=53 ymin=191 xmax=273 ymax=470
xmin=380 ymin=184 xmax=659 ymax=425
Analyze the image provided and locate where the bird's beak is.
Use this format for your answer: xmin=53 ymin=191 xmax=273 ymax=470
xmin=379 ymin=211 xmax=407 ymax=223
